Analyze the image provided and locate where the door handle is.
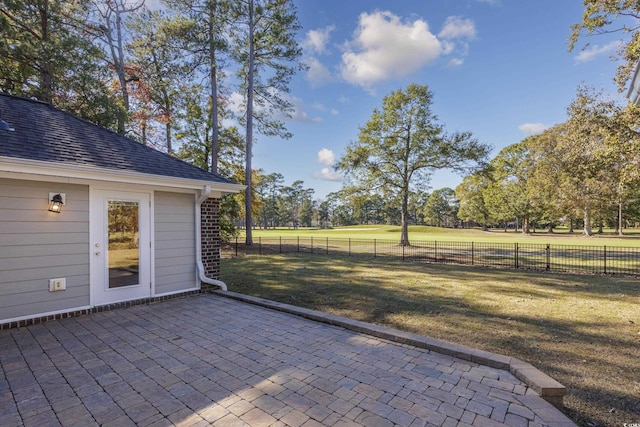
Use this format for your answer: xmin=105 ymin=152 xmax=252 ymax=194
xmin=95 ymin=252 xmax=101 ymax=256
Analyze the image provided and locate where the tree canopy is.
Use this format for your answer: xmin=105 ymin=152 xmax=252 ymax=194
xmin=337 ymin=84 xmax=490 ymax=245
xmin=569 ymin=1 xmax=640 ymax=91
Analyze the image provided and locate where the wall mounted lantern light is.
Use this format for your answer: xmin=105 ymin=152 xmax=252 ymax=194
xmin=48 ymin=193 xmax=65 ymax=213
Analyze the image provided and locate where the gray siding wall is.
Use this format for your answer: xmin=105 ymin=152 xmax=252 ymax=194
xmin=154 ymin=191 xmax=197 ymax=294
xmin=0 ymin=178 xmax=90 ymax=321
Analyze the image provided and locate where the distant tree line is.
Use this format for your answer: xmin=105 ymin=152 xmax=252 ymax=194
xmin=242 ymin=84 xmax=640 ymax=239
xmin=456 ymin=86 xmax=640 ymax=236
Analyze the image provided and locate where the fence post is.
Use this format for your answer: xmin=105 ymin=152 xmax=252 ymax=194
xmin=434 ymin=241 xmax=438 ymax=262
xmin=374 ymin=239 xmax=377 ymax=258
xmin=515 ymin=243 xmax=519 ymax=269
xmin=546 ymin=244 xmax=550 ymax=271
xmin=402 ymin=242 xmax=405 ymax=261
xmin=311 ymin=236 xmax=314 ymax=254
xmin=603 ymin=245 xmax=607 ymax=274
xmin=297 ymin=236 xmax=300 ymax=253
xmin=279 ymin=236 xmax=282 ymax=254
xmin=259 ymin=237 xmax=262 ymax=255
xmin=471 ymin=242 xmax=474 ymax=265
xmin=326 ymin=237 xmax=329 ymax=255
xmin=235 ymin=236 xmax=238 ymax=257
xmin=349 ymin=238 xmax=351 ymax=256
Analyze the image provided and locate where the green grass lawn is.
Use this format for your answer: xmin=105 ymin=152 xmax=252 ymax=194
xmin=221 ymin=252 xmax=640 ymax=427
xmin=242 ymin=225 xmax=640 ymax=247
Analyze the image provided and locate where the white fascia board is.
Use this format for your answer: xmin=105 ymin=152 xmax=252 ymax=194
xmin=0 ymin=156 xmax=245 ymax=194
xmin=627 ymin=60 xmax=640 ymax=104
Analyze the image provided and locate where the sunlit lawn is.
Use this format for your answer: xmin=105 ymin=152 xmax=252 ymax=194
xmin=108 ymin=248 xmax=138 ymax=270
xmin=221 ymin=252 xmax=640 ymax=427
xmin=243 ymin=225 xmax=640 ymax=247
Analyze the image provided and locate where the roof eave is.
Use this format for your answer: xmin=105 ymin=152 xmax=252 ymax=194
xmin=0 ymin=156 xmax=245 ymax=194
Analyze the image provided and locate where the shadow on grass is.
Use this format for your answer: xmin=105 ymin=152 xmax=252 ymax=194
xmin=221 ymin=253 xmax=640 ymax=427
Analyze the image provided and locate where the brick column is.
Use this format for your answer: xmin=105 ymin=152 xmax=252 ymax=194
xmin=200 ymin=198 xmax=221 ymax=280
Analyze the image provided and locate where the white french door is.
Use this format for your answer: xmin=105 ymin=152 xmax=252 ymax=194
xmin=91 ymin=189 xmax=151 ymax=305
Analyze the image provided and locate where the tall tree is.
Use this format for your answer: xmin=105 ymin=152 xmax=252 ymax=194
xmin=455 ymin=172 xmax=492 ymax=230
xmin=174 ymin=86 xmax=245 ymax=180
xmin=280 ymin=180 xmax=313 ymax=228
xmin=423 ymin=188 xmax=459 ymax=228
xmin=0 ymin=0 xmax=119 ymax=126
xmin=558 ymin=86 xmax=619 ymax=236
xmin=175 ymin=93 xmax=246 ymax=239
xmin=526 ymin=125 xmax=576 ymax=232
xmin=231 ymin=0 xmax=305 ymax=244
xmin=337 ymin=84 xmax=490 ymax=246
xmin=484 ymin=141 xmax=535 ymax=233
xmin=164 ymin=0 xmax=232 ymax=173
xmin=607 ymin=103 xmax=640 ymax=233
xmin=254 ymin=172 xmax=284 ymax=228
xmin=127 ymin=9 xmax=191 ymax=153
xmin=91 ymin=0 xmax=145 ymax=134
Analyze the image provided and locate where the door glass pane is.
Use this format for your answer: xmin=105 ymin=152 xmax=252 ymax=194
xmin=108 ymin=200 xmax=139 ymax=288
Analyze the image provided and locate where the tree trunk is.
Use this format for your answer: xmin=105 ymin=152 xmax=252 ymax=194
xmin=165 ymin=122 xmax=172 ymax=154
xmin=583 ymin=206 xmax=593 ymax=236
xmin=103 ymin=3 xmax=130 ymax=135
xmin=522 ymin=216 xmax=530 ymax=234
xmin=244 ymin=0 xmax=255 ymax=246
xmin=569 ymin=219 xmax=574 ymax=233
xmin=39 ymin=1 xmax=53 ymax=104
xmin=618 ymin=198 xmax=623 ymax=236
xmin=113 ymin=5 xmax=129 ymax=134
xmin=209 ymin=0 xmax=219 ymax=174
xmin=400 ymin=187 xmax=410 ymax=246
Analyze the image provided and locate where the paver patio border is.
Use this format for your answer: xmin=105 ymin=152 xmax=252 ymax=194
xmin=0 ymin=289 xmax=208 ymax=331
xmin=212 ymin=290 xmax=568 ymax=410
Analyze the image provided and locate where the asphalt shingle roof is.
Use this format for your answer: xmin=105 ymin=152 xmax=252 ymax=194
xmin=0 ymin=93 xmax=236 ymax=185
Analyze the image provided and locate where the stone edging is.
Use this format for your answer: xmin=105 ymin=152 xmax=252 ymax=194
xmin=212 ymin=290 xmax=567 ymax=410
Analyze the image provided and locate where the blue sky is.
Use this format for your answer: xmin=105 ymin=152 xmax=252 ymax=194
xmin=245 ymin=0 xmax=630 ymax=200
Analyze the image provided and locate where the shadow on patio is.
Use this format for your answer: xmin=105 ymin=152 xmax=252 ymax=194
xmin=0 ymin=294 xmax=575 ymax=426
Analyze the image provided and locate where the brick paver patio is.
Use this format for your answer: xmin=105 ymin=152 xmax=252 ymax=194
xmin=0 ymin=294 xmax=576 ymax=426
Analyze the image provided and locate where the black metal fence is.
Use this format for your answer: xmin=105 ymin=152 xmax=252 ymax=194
xmin=224 ymin=236 xmax=640 ymax=276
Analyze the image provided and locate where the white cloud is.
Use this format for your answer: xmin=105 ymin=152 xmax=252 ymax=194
xmin=340 ymin=11 xmax=443 ymax=88
xmin=438 ymin=16 xmax=476 ymax=40
xmin=315 ymin=167 xmax=343 ymax=181
xmin=519 ymin=122 xmax=547 ymax=135
xmin=330 ymin=109 xmax=339 ymax=115
xmin=303 ymin=26 xmax=335 ymax=55
xmin=318 ymin=148 xmax=335 ymax=165
xmin=227 ymin=92 xmax=245 ymax=116
xmin=574 ymin=41 xmax=620 ymax=63
xmin=441 ymin=40 xmax=455 ymax=55
xmin=446 ymin=58 xmax=464 ymax=68
xmin=289 ymin=102 xmax=322 ymax=123
xmin=305 ymin=57 xmax=334 ymax=87
xmin=225 ymin=91 xmax=322 ymax=125
xmin=303 ymin=26 xmax=336 ymax=87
